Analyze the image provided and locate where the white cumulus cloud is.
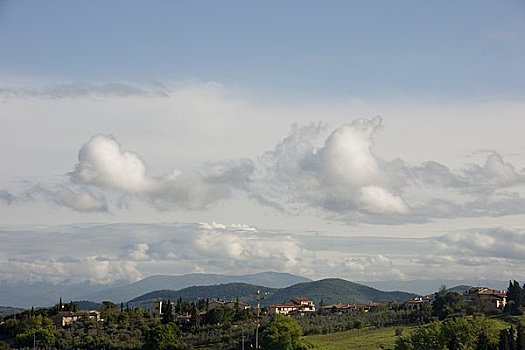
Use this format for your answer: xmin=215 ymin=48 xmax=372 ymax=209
xmin=253 ymin=116 xmax=411 ymax=219
xmin=70 ymin=135 xmax=254 ymax=210
xmin=359 ymin=186 xmax=409 ymax=214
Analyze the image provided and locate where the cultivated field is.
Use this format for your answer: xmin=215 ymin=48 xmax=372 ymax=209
xmin=303 ymin=326 xmax=415 ymax=350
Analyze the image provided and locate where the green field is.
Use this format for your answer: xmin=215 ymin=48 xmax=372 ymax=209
xmin=303 ymin=316 xmax=514 ymax=350
xmin=303 ymin=326 xmax=415 ymax=350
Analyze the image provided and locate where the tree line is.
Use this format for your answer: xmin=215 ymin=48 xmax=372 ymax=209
xmin=2 ymin=280 xmax=525 ymax=349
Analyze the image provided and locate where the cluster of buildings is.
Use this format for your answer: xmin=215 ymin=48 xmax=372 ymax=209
xmin=268 ymin=296 xmax=316 ymax=315
xmin=463 ymin=287 xmax=507 ymax=309
xmin=52 ymin=286 xmax=509 ymax=327
xmin=267 ymin=286 xmax=508 ymax=316
xmin=54 ymin=310 xmax=101 ymax=327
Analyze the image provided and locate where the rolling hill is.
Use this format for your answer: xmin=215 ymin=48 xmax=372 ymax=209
xmin=128 ymin=283 xmax=277 ymax=308
xmin=0 ymin=306 xmax=25 ymax=318
xmin=128 ymin=278 xmax=419 ymax=309
xmin=264 ymin=278 xmax=418 ymax=305
xmin=84 ymin=271 xmax=310 ymax=303
xmin=364 ymin=279 xmax=508 ymax=296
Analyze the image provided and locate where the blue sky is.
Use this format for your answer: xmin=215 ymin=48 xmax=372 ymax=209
xmin=1 ymin=1 xmax=525 ymax=285
xmin=2 ymin=0 xmax=524 ymax=99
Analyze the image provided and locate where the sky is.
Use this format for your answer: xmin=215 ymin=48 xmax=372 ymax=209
xmin=1 ymin=0 xmax=525 ymax=286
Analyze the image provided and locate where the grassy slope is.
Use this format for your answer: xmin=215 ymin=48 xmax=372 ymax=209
xmin=304 ymin=317 xmax=511 ymax=350
xmin=303 ymin=326 xmax=416 ymax=350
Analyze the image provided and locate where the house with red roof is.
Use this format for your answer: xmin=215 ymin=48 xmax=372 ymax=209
xmin=268 ymin=296 xmax=315 ymax=315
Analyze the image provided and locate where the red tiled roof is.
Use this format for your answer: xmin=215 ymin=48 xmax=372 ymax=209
xmin=293 ymin=296 xmax=313 ymax=301
xmin=270 ymin=303 xmax=297 ymax=308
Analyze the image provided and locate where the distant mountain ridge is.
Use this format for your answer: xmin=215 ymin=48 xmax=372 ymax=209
xmin=0 ymin=280 xmax=114 ymax=308
xmin=129 ymin=283 xmax=278 ymax=309
xmin=1 ymin=273 xmax=508 ymax=308
xmin=128 ymin=278 xmax=419 ymax=309
xmin=0 ymin=306 xmax=25 ymax=318
xmin=81 ymin=271 xmax=312 ymax=303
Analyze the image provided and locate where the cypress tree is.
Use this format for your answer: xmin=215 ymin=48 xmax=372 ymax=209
xmin=190 ymin=302 xmax=198 ymax=330
xmin=500 ymin=329 xmax=511 ymax=350
xmin=476 ymin=331 xmax=495 ymax=350
xmin=507 ymin=281 xmax=523 ymax=314
xmin=517 ymin=324 xmax=525 ymax=350
xmin=510 ymin=326 xmax=516 ymax=350
xmin=162 ymin=299 xmax=174 ymax=324
xmin=448 ymin=333 xmax=459 ymax=350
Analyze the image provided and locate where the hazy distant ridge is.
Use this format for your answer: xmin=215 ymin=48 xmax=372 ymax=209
xmin=82 ymin=272 xmax=311 ymax=303
xmin=129 ymin=283 xmax=277 ymax=308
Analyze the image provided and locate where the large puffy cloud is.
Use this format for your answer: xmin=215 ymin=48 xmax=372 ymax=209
xmin=314 ymin=117 xmax=408 ymax=214
xmin=252 ymin=118 xmax=525 ymax=222
xmin=254 ymin=117 xmax=409 ymax=219
xmin=70 ymin=135 xmax=254 ymax=210
xmin=317 ymin=117 xmax=384 ymax=188
xmin=359 ymin=186 xmax=409 ymax=215
xmin=72 ymin=135 xmax=154 ymax=193
xmin=4 ymin=114 xmax=525 ymax=223
xmin=464 ymin=152 xmax=525 ymax=189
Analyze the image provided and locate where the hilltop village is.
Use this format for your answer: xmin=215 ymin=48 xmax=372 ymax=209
xmin=1 ymin=280 xmax=523 ymax=350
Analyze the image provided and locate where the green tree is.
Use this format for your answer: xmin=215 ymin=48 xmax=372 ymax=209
xmin=162 ymin=300 xmax=175 ymax=324
xmin=175 ymin=298 xmax=192 ymax=316
xmin=396 ymin=316 xmax=499 ymax=350
xmin=505 ymin=281 xmax=523 ymax=315
xmin=13 ymin=315 xmax=56 ymax=349
xmin=499 ymin=329 xmax=511 ymax=350
xmin=509 ymin=326 xmax=516 ymax=350
xmin=432 ymin=291 xmax=465 ymax=320
xmin=100 ymin=301 xmax=118 ymax=323
xmin=35 ymin=327 xmax=56 ymax=349
xmin=475 ymin=331 xmax=496 ymax=350
xmin=517 ymin=323 xmax=525 ymax=350
xmin=261 ymin=315 xmax=304 ymax=350
xmin=143 ymin=322 xmax=185 ymax=350
xmin=395 ymin=336 xmax=415 ymax=350
xmin=190 ymin=302 xmax=199 ymax=330
xmin=203 ymin=306 xmax=233 ymax=327
xmin=409 ymin=322 xmax=444 ymax=350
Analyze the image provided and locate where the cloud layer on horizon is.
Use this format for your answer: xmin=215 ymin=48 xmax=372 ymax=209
xmin=0 ymin=223 xmax=524 ymax=285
